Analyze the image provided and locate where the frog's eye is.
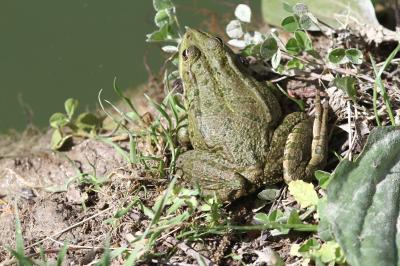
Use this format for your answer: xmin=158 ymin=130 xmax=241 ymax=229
xmin=215 ymin=37 xmax=223 ymax=44
xmin=182 ymin=46 xmax=200 ymax=61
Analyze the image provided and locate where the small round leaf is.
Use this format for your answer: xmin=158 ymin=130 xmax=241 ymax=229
xmin=154 ymin=9 xmax=170 ymax=27
xmin=285 ymin=38 xmax=301 ymax=55
xmin=345 ymin=48 xmax=363 ymax=64
xmin=295 ymin=31 xmax=312 ymax=50
xmin=328 ymin=48 xmax=347 ymax=64
xmin=226 ymin=19 xmax=243 ymax=39
xmin=260 ymin=36 xmax=278 ymax=60
xmin=234 ymin=4 xmax=251 ymax=23
xmin=49 ymin=112 xmax=69 ymax=128
xmin=64 ymin=98 xmax=78 ymax=119
xmin=286 ymin=58 xmax=304 ymax=70
xmin=281 ymin=16 xmax=299 ymax=32
xmin=76 ymin=112 xmax=100 ymax=131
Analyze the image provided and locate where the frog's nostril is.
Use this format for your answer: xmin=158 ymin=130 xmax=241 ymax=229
xmin=182 ymin=46 xmax=200 ymax=61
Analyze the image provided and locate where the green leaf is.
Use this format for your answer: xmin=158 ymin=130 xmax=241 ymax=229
xmin=146 ymin=24 xmax=177 ymax=42
xmin=56 ymin=241 xmax=68 ymax=266
xmin=334 ymin=76 xmax=357 ymax=101
xmin=295 ymin=31 xmax=312 ymax=50
xmin=260 ymin=36 xmax=278 ymax=60
xmin=51 ymin=129 xmax=72 ymax=150
xmin=287 ymin=210 xmax=302 ymax=224
xmin=298 ymin=238 xmax=320 ymax=252
xmin=325 ymin=127 xmax=400 ymax=266
xmin=313 ymin=241 xmax=345 ymax=264
xmin=285 ymin=38 xmax=301 ymax=55
xmin=49 ymin=112 xmax=69 ymax=128
xmin=328 ymin=48 xmax=347 ymax=64
xmin=64 ymin=98 xmax=78 ymax=119
xmin=314 ymin=170 xmax=331 ymax=189
xmin=254 ymin=212 xmax=270 ymax=223
xmin=153 ymin=0 xmax=174 ymax=11
xmin=286 ymin=58 xmax=304 ymax=70
xmin=345 ymin=48 xmax=363 ymax=64
xmin=75 ymin=112 xmax=99 ymax=131
xmin=281 ymin=16 xmax=299 ymax=32
xmin=257 ymin=188 xmax=280 ymax=201
xmin=154 ymin=9 xmax=171 ymax=27
xmin=288 ymin=180 xmax=318 ymax=208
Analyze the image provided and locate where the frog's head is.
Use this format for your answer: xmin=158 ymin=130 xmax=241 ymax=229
xmin=179 ymin=28 xmax=236 ymax=85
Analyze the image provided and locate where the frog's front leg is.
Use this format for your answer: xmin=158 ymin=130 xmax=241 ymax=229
xmin=176 ymin=150 xmax=261 ymax=201
xmin=283 ymin=95 xmax=328 ymax=182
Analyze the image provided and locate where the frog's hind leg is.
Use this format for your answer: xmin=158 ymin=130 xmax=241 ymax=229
xmin=176 ymin=150 xmax=257 ymax=202
xmin=264 ymin=112 xmax=310 ymax=184
xmin=283 ymin=95 xmax=328 ymax=182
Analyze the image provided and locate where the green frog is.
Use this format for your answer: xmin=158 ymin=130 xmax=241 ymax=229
xmin=176 ymin=28 xmax=328 ymax=202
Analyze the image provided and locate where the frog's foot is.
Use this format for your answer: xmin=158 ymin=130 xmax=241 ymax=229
xmin=176 ymin=150 xmax=258 ymax=202
xmin=283 ymin=94 xmax=328 ymax=182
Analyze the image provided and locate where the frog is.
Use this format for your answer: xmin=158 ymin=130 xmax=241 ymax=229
xmin=176 ymin=28 xmax=328 ymax=202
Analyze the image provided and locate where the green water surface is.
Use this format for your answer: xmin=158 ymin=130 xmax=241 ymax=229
xmin=0 ymin=0 xmax=259 ymax=132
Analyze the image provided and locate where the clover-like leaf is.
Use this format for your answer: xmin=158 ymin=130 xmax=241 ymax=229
xmin=345 ymin=48 xmax=363 ymax=64
xmin=285 ymin=38 xmax=301 ymax=54
xmin=334 ymin=76 xmax=357 ymax=101
xmin=234 ymin=4 xmax=251 ymax=23
xmin=281 ymin=16 xmax=299 ymax=32
xmin=257 ymin=188 xmax=280 ymax=201
xmin=226 ymin=19 xmax=243 ymax=39
xmin=146 ymin=24 xmax=177 ymax=42
xmin=328 ymin=48 xmax=348 ymax=64
xmin=286 ymin=58 xmax=304 ymax=70
xmin=260 ymin=36 xmax=278 ymax=60
xmin=75 ymin=112 xmax=100 ymax=131
xmin=50 ymin=129 xmax=72 ymax=150
xmin=295 ymin=30 xmax=312 ymax=51
xmin=64 ymin=98 xmax=78 ymax=119
xmin=154 ymin=9 xmax=171 ymax=27
xmin=49 ymin=112 xmax=69 ymax=128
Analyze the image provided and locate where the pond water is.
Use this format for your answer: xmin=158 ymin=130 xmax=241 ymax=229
xmin=0 ymin=0 xmax=259 ymax=132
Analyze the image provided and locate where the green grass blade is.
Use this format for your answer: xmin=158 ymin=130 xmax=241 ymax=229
xmin=370 ymin=43 xmax=400 ymax=126
xmin=113 ymin=77 xmax=144 ymax=125
xmin=56 ymin=241 xmax=68 ymax=266
xmin=369 ymin=54 xmax=381 ymax=126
